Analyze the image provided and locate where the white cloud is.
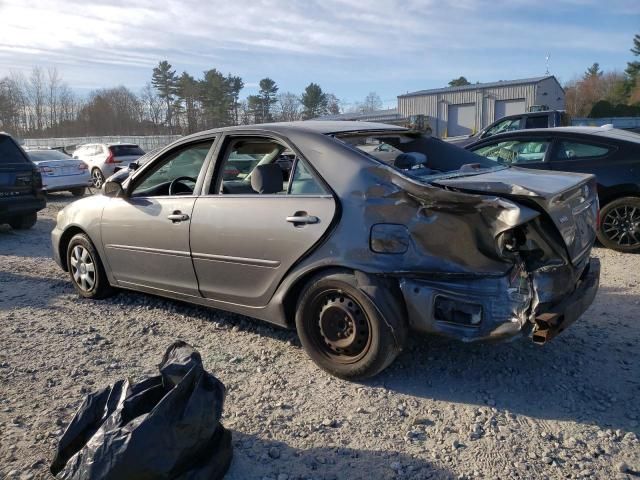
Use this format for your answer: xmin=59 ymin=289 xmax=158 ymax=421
xmin=0 ymin=0 xmax=636 ymax=99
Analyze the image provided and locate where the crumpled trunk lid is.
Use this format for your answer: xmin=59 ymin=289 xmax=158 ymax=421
xmin=432 ymin=167 xmax=598 ymax=263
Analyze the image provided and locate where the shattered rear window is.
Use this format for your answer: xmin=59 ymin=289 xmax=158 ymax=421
xmin=334 ymin=131 xmax=501 ymax=180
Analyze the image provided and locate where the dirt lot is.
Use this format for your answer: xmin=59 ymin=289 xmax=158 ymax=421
xmin=1 ymin=193 xmax=639 ymax=480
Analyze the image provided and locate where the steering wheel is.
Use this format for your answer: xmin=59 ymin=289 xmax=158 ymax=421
xmin=168 ymin=176 xmax=197 ymax=195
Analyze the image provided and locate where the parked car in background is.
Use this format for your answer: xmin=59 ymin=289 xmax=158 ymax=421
xmin=72 ymin=143 xmax=145 ymax=188
xmin=0 ymin=132 xmax=46 ymax=229
xmin=466 ymin=126 xmax=640 ymax=252
xmin=25 ymin=148 xmax=91 ymax=197
xmin=448 ymin=110 xmax=570 ymax=147
xmin=52 ymin=121 xmax=599 ymax=379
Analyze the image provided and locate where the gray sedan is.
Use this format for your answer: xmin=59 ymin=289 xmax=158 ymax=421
xmin=52 ymin=121 xmax=600 ymax=379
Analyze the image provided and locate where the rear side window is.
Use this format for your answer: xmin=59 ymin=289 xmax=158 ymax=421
xmin=525 ymin=116 xmax=548 ymax=129
xmin=0 ymin=136 xmax=29 ymax=164
xmin=473 ymin=139 xmax=550 ymax=164
xmin=289 ymin=159 xmax=328 ymax=195
xmin=110 ymin=145 xmax=145 ymax=156
xmin=554 ymin=141 xmax=611 ymax=160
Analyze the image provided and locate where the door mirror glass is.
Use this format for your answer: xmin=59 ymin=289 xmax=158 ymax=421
xmin=103 ymin=180 xmax=125 ymax=197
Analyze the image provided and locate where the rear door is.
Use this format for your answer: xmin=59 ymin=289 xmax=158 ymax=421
xmin=189 ymin=134 xmax=337 ymax=307
xmin=548 ymin=136 xmax=620 ymax=198
xmin=0 ymin=135 xmax=37 ymax=200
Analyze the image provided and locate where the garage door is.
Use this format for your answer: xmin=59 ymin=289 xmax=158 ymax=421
xmin=447 ymin=103 xmax=476 ymax=137
xmin=495 ymin=99 xmax=525 ymax=120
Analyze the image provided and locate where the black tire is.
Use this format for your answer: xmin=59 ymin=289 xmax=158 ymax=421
xmin=70 ymin=187 xmax=86 ymax=197
xmin=597 ymin=197 xmax=640 ymax=253
xmin=9 ymin=212 xmax=37 ymax=230
xmin=66 ymin=233 xmax=115 ymax=299
xmin=295 ymin=271 xmax=405 ymax=380
xmin=91 ymin=168 xmax=105 ymax=188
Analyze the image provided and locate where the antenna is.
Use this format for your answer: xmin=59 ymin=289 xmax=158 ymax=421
xmin=545 ymin=53 xmax=551 ymax=75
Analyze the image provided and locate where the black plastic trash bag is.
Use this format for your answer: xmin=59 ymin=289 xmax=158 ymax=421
xmin=50 ymin=341 xmax=232 ymax=479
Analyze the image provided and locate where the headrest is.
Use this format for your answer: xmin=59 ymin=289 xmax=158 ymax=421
xmin=251 ymin=164 xmax=282 ymax=194
xmin=394 ymin=152 xmax=427 ymax=170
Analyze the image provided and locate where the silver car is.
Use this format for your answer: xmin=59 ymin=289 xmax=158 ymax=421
xmin=52 ymin=122 xmax=600 ymax=379
xmin=72 ymin=143 xmax=145 ymax=188
xmin=26 ymin=149 xmax=92 ymax=196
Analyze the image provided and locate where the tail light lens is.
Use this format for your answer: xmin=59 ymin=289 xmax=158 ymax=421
xmin=78 ymin=162 xmax=88 ymax=171
xmin=105 ymin=150 xmax=116 ymax=164
xmin=32 ymin=168 xmax=43 ymax=190
xmin=38 ymin=166 xmax=54 ymax=175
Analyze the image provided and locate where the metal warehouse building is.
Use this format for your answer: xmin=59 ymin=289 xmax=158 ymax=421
xmin=398 ymin=76 xmax=564 ymax=138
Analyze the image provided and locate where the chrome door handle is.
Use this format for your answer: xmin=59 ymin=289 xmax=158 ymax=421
xmin=167 ymin=212 xmax=189 ymax=222
xmin=286 ymin=215 xmax=319 ymax=225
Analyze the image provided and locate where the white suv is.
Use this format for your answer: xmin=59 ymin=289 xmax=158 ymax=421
xmin=73 ymin=143 xmax=145 ymax=188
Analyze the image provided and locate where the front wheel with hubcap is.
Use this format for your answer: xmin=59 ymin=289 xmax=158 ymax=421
xmin=66 ymin=233 xmax=114 ymax=299
xmin=91 ymin=168 xmax=105 ymax=188
xmin=295 ymin=271 xmax=405 ymax=380
xmin=597 ymin=197 xmax=640 ymax=253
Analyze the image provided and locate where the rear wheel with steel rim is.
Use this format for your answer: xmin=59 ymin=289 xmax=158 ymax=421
xmin=91 ymin=168 xmax=105 ymax=188
xmin=597 ymin=197 xmax=640 ymax=253
xmin=295 ymin=271 xmax=404 ymax=379
xmin=66 ymin=233 xmax=114 ymax=298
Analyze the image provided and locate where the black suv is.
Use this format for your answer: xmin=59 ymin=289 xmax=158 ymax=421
xmin=0 ymin=132 xmax=46 ymax=229
xmin=466 ymin=126 xmax=640 ymax=252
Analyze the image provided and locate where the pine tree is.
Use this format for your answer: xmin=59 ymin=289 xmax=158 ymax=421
xmin=584 ymin=63 xmax=602 ymax=79
xmin=151 ymin=61 xmax=178 ymax=131
xmin=301 ymin=83 xmax=328 ymax=119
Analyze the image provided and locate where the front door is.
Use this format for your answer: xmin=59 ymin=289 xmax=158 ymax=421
xmin=189 ymin=135 xmax=337 ymax=307
xmin=101 ymin=140 xmax=215 ymax=295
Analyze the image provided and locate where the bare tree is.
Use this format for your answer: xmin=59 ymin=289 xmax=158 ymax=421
xmin=140 ymin=83 xmax=164 ymax=132
xmin=47 ymin=67 xmax=62 ymax=130
xmin=275 ymin=92 xmax=301 ymax=122
xmin=27 ymin=67 xmax=46 ymax=133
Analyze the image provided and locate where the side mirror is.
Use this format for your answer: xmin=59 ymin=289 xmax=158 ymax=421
xmin=103 ymin=180 xmax=125 ymax=197
xmin=129 ymin=162 xmax=139 ymax=171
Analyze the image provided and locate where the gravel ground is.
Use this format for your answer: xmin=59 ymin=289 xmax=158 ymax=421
xmin=1 ymin=192 xmax=639 ymax=480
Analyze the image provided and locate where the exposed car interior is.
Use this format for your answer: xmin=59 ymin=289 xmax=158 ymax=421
xmin=338 ymin=132 xmax=497 ymax=179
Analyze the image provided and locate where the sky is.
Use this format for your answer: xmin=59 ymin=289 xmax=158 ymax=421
xmin=0 ymin=0 xmax=638 ymax=109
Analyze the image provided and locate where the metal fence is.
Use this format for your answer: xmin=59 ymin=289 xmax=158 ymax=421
xmin=19 ymin=135 xmax=182 ymax=153
xmin=571 ymin=117 xmax=640 ymax=129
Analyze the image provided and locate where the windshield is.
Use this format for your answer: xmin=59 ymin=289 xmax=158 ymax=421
xmin=336 ymin=130 xmax=499 ymax=180
xmin=27 ymin=150 xmax=71 ymax=162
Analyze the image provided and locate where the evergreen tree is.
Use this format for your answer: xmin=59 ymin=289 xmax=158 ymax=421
xmin=448 ymin=76 xmax=471 ymax=87
xmin=151 ymin=60 xmax=178 ymax=131
xmin=625 ymin=34 xmax=640 ymax=100
xmin=301 ymin=83 xmax=328 ymax=119
xmin=584 ymin=63 xmax=603 ymax=79
xmin=258 ymin=78 xmax=278 ymax=122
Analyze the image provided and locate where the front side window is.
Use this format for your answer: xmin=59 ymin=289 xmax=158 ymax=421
xmin=472 ymin=139 xmax=550 ymax=164
xmin=131 ymin=141 xmax=213 ymax=197
xmin=484 ymin=117 xmax=523 ymax=137
xmin=554 ymin=141 xmax=611 ymax=160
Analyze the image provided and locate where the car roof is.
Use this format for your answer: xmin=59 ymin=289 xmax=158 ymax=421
xmin=472 ymin=126 xmax=640 ymax=144
xmin=186 ymin=121 xmax=408 ymax=139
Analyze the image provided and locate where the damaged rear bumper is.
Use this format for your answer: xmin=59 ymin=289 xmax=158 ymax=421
xmin=398 ymin=258 xmax=599 ymax=343
xmin=531 ymin=258 xmax=600 ymax=344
